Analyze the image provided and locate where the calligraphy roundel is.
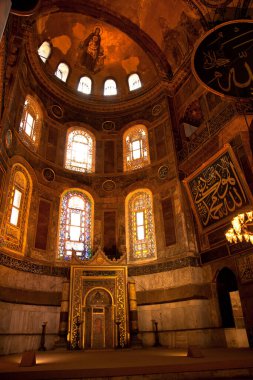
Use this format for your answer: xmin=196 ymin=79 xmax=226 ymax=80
xmin=192 ymin=20 xmax=253 ymax=99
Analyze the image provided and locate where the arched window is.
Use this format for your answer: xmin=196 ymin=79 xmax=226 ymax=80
xmin=2 ymin=164 xmax=32 ymax=253
xmin=123 ymin=124 xmax=150 ymax=171
xmin=19 ymin=95 xmax=42 ymax=151
xmin=104 ymin=79 xmax=117 ymax=96
xmin=128 ymin=73 xmax=141 ymax=91
xmin=78 ymin=76 xmax=92 ymax=94
xmin=65 ymin=128 xmax=95 ymax=173
xmin=126 ymin=189 xmax=157 ymax=262
xmin=58 ymin=190 xmax=93 ymax=260
xmin=55 ymin=62 xmax=69 ymax=82
xmin=38 ymin=41 xmax=51 ymax=63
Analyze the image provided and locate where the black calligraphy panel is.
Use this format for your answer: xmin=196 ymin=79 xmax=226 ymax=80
xmin=185 ymin=148 xmax=251 ymax=230
xmin=192 ymin=20 xmax=253 ymax=99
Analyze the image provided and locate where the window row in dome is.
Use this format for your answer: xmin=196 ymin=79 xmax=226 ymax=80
xmin=2 ymin=163 xmax=157 ymax=263
xmin=19 ymin=96 xmax=151 ymax=172
xmin=38 ymin=41 xmax=142 ymax=95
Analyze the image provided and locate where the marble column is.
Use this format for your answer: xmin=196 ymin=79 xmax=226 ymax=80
xmin=57 ymin=280 xmax=70 ymax=348
xmin=128 ymin=279 xmax=142 ymax=347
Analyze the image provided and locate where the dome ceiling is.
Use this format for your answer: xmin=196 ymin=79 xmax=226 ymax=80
xmin=85 ymin=0 xmax=205 ymax=73
xmin=33 ymin=0 xmax=207 ymax=98
xmin=36 ymin=12 xmax=159 ymax=96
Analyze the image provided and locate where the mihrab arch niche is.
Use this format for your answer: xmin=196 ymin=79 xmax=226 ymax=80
xmin=69 ymin=264 xmax=128 ymax=350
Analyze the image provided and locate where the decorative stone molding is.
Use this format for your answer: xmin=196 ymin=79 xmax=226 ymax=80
xmin=49 ymin=104 xmax=64 ymax=119
xmin=158 ymin=165 xmax=169 ymax=179
xmin=42 ymin=167 xmax=55 ymax=182
xmin=102 ymin=120 xmax=115 ymax=132
xmin=102 ymin=179 xmax=116 ymax=192
xmin=152 ymin=104 xmax=162 ymax=117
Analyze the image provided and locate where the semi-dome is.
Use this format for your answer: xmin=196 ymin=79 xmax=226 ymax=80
xmin=34 ymin=11 xmax=159 ymax=99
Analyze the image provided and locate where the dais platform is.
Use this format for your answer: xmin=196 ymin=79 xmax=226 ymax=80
xmin=1 ymin=347 xmax=253 ymax=380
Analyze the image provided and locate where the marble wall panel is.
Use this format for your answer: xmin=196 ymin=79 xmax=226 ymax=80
xmin=140 ymin=328 xmax=248 ymax=348
xmin=0 ymin=265 xmax=64 ymax=292
xmin=0 ymin=302 xmax=60 ymax=354
xmin=0 ymin=335 xmax=57 ymax=355
xmin=137 ymin=299 xmax=213 ymax=333
xmin=133 ymin=266 xmax=212 ymax=292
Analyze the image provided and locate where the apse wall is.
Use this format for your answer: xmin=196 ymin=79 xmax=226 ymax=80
xmin=1 ymin=8 xmax=247 ymax=354
xmin=0 ymin=22 xmax=211 ymax=353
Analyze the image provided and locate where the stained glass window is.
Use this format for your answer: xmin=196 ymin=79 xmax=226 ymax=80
xmin=58 ymin=190 xmax=93 ymax=260
xmin=10 ymin=188 xmax=22 ymax=226
xmin=2 ymin=164 xmax=32 ymax=253
xmin=65 ymin=128 xmax=95 ymax=173
xmin=128 ymin=73 xmax=141 ymax=91
xmin=38 ymin=41 xmax=51 ymax=63
xmin=126 ymin=189 xmax=157 ymax=262
xmin=123 ymin=125 xmax=150 ymax=171
xmin=19 ymin=95 xmax=42 ymax=151
xmin=55 ymin=62 xmax=69 ymax=82
xmin=104 ymin=79 xmax=117 ymax=96
xmin=78 ymin=76 xmax=92 ymax=94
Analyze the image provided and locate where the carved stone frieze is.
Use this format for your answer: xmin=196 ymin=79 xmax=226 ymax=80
xmin=128 ymin=256 xmax=200 ymax=276
xmin=0 ymin=251 xmax=69 ymax=277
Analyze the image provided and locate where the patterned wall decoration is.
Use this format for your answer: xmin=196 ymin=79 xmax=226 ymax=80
xmin=237 ymin=254 xmax=253 ymax=283
xmin=0 ymin=251 xmax=69 ymax=276
xmin=183 ymin=144 xmax=253 ymax=232
xmin=0 ymin=251 xmax=199 ymax=277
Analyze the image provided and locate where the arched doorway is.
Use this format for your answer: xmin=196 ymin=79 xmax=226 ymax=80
xmin=217 ymin=267 xmax=238 ymax=328
xmin=84 ymin=288 xmax=114 ymax=349
xmin=216 ymin=267 xmax=249 ymax=347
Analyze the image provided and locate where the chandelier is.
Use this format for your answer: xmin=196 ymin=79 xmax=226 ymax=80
xmin=225 ymin=211 xmax=253 ymax=244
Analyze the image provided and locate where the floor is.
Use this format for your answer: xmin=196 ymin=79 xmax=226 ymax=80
xmin=0 ymin=347 xmax=253 ymax=380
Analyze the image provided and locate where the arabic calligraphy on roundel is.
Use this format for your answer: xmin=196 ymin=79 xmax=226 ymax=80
xmin=205 ymin=29 xmax=253 ymax=93
xmin=215 ymin=62 xmax=253 ymax=92
xmin=191 ymin=160 xmax=247 ymax=226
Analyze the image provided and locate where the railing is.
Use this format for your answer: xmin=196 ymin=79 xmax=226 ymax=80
xmin=177 ymin=101 xmax=253 ymax=163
